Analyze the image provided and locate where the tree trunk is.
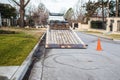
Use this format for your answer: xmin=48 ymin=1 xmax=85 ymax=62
xmin=20 ymin=8 xmax=25 ymax=27
xmin=19 ymin=0 xmax=25 ymax=27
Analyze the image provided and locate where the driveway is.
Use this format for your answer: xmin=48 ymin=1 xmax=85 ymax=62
xmin=29 ymin=31 xmax=120 ymax=80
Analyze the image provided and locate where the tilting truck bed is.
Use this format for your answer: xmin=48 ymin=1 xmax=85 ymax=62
xmin=45 ymin=26 xmax=87 ymax=49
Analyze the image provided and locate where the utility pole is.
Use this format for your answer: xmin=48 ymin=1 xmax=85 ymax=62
xmin=107 ymin=0 xmax=109 ymax=17
xmin=102 ymin=0 xmax=104 ymax=22
xmin=116 ymin=0 xmax=119 ymax=17
xmin=101 ymin=0 xmax=105 ymax=29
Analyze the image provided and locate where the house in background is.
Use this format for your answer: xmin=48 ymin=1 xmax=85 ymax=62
xmin=72 ymin=0 xmax=120 ymax=33
xmin=0 ymin=3 xmax=17 ymax=27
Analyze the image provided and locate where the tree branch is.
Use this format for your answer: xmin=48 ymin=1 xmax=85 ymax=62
xmin=24 ymin=0 xmax=30 ymax=7
xmin=12 ymin=0 xmax=20 ymax=6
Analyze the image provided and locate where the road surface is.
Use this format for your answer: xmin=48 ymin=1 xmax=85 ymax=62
xmin=29 ymin=31 xmax=120 ymax=80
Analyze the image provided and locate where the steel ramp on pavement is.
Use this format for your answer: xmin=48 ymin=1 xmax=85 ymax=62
xmin=45 ymin=27 xmax=87 ymax=49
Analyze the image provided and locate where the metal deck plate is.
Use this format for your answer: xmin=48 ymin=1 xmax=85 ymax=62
xmin=45 ymin=44 xmax=86 ymax=49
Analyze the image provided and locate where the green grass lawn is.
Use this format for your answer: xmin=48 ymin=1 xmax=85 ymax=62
xmin=0 ymin=28 xmax=44 ymax=66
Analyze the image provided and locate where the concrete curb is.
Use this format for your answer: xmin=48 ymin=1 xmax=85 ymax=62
xmin=113 ymin=39 xmax=120 ymax=41
xmin=113 ymin=39 xmax=120 ymax=43
xmin=10 ymin=33 xmax=46 ymax=80
xmin=80 ymin=32 xmax=120 ymax=44
xmin=89 ymin=34 xmax=120 ymax=42
xmin=90 ymin=34 xmax=113 ymax=40
xmin=81 ymin=32 xmax=113 ymax=40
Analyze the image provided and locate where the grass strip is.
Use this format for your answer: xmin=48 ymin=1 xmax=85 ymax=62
xmin=107 ymin=34 xmax=120 ymax=39
xmin=0 ymin=28 xmax=44 ymax=66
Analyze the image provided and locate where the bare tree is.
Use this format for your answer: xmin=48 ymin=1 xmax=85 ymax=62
xmin=64 ymin=8 xmax=74 ymax=21
xmin=10 ymin=0 xmax=30 ymax=27
xmin=74 ymin=0 xmax=86 ymax=23
xmin=32 ymin=3 xmax=49 ymax=27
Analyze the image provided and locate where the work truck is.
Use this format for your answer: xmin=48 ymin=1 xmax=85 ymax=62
xmin=46 ymin=13 xmax=87 ymax=49
xmin=20 ymin=13 xmax=87 ymax=80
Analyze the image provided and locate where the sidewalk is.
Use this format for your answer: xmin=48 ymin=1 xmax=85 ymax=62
xmin=0 ymin=66 xmax=19 ymax=80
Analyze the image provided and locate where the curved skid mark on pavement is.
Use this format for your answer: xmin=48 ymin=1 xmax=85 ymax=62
xmin=53 ymin=55 xmax=100 ymax=70
xmin=43 ymin=50 xmax=114 ymax=70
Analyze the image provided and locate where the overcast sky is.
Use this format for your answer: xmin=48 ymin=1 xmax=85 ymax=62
xmin=0 ymin=0 xmax=88 ymax=13
xmin=40 ymin=0 xmax=79 ymax=13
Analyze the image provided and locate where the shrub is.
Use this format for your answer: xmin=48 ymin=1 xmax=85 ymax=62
xmin=0 ymin=30 xmax=16 ymax=34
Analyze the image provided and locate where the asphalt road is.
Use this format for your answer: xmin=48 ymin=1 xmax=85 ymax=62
xmin=29 ymin=31 xmax=120 ymax=80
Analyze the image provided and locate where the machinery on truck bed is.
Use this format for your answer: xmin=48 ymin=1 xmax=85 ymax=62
xmin=46 ymin=13 xmax=87 ymax=49
xmin=48 ymin=13 xmax=69 ymax=30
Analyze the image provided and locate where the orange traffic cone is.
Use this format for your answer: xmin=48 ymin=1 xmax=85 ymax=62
xmin=96 ymin=38 xmax=102 ymax=51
